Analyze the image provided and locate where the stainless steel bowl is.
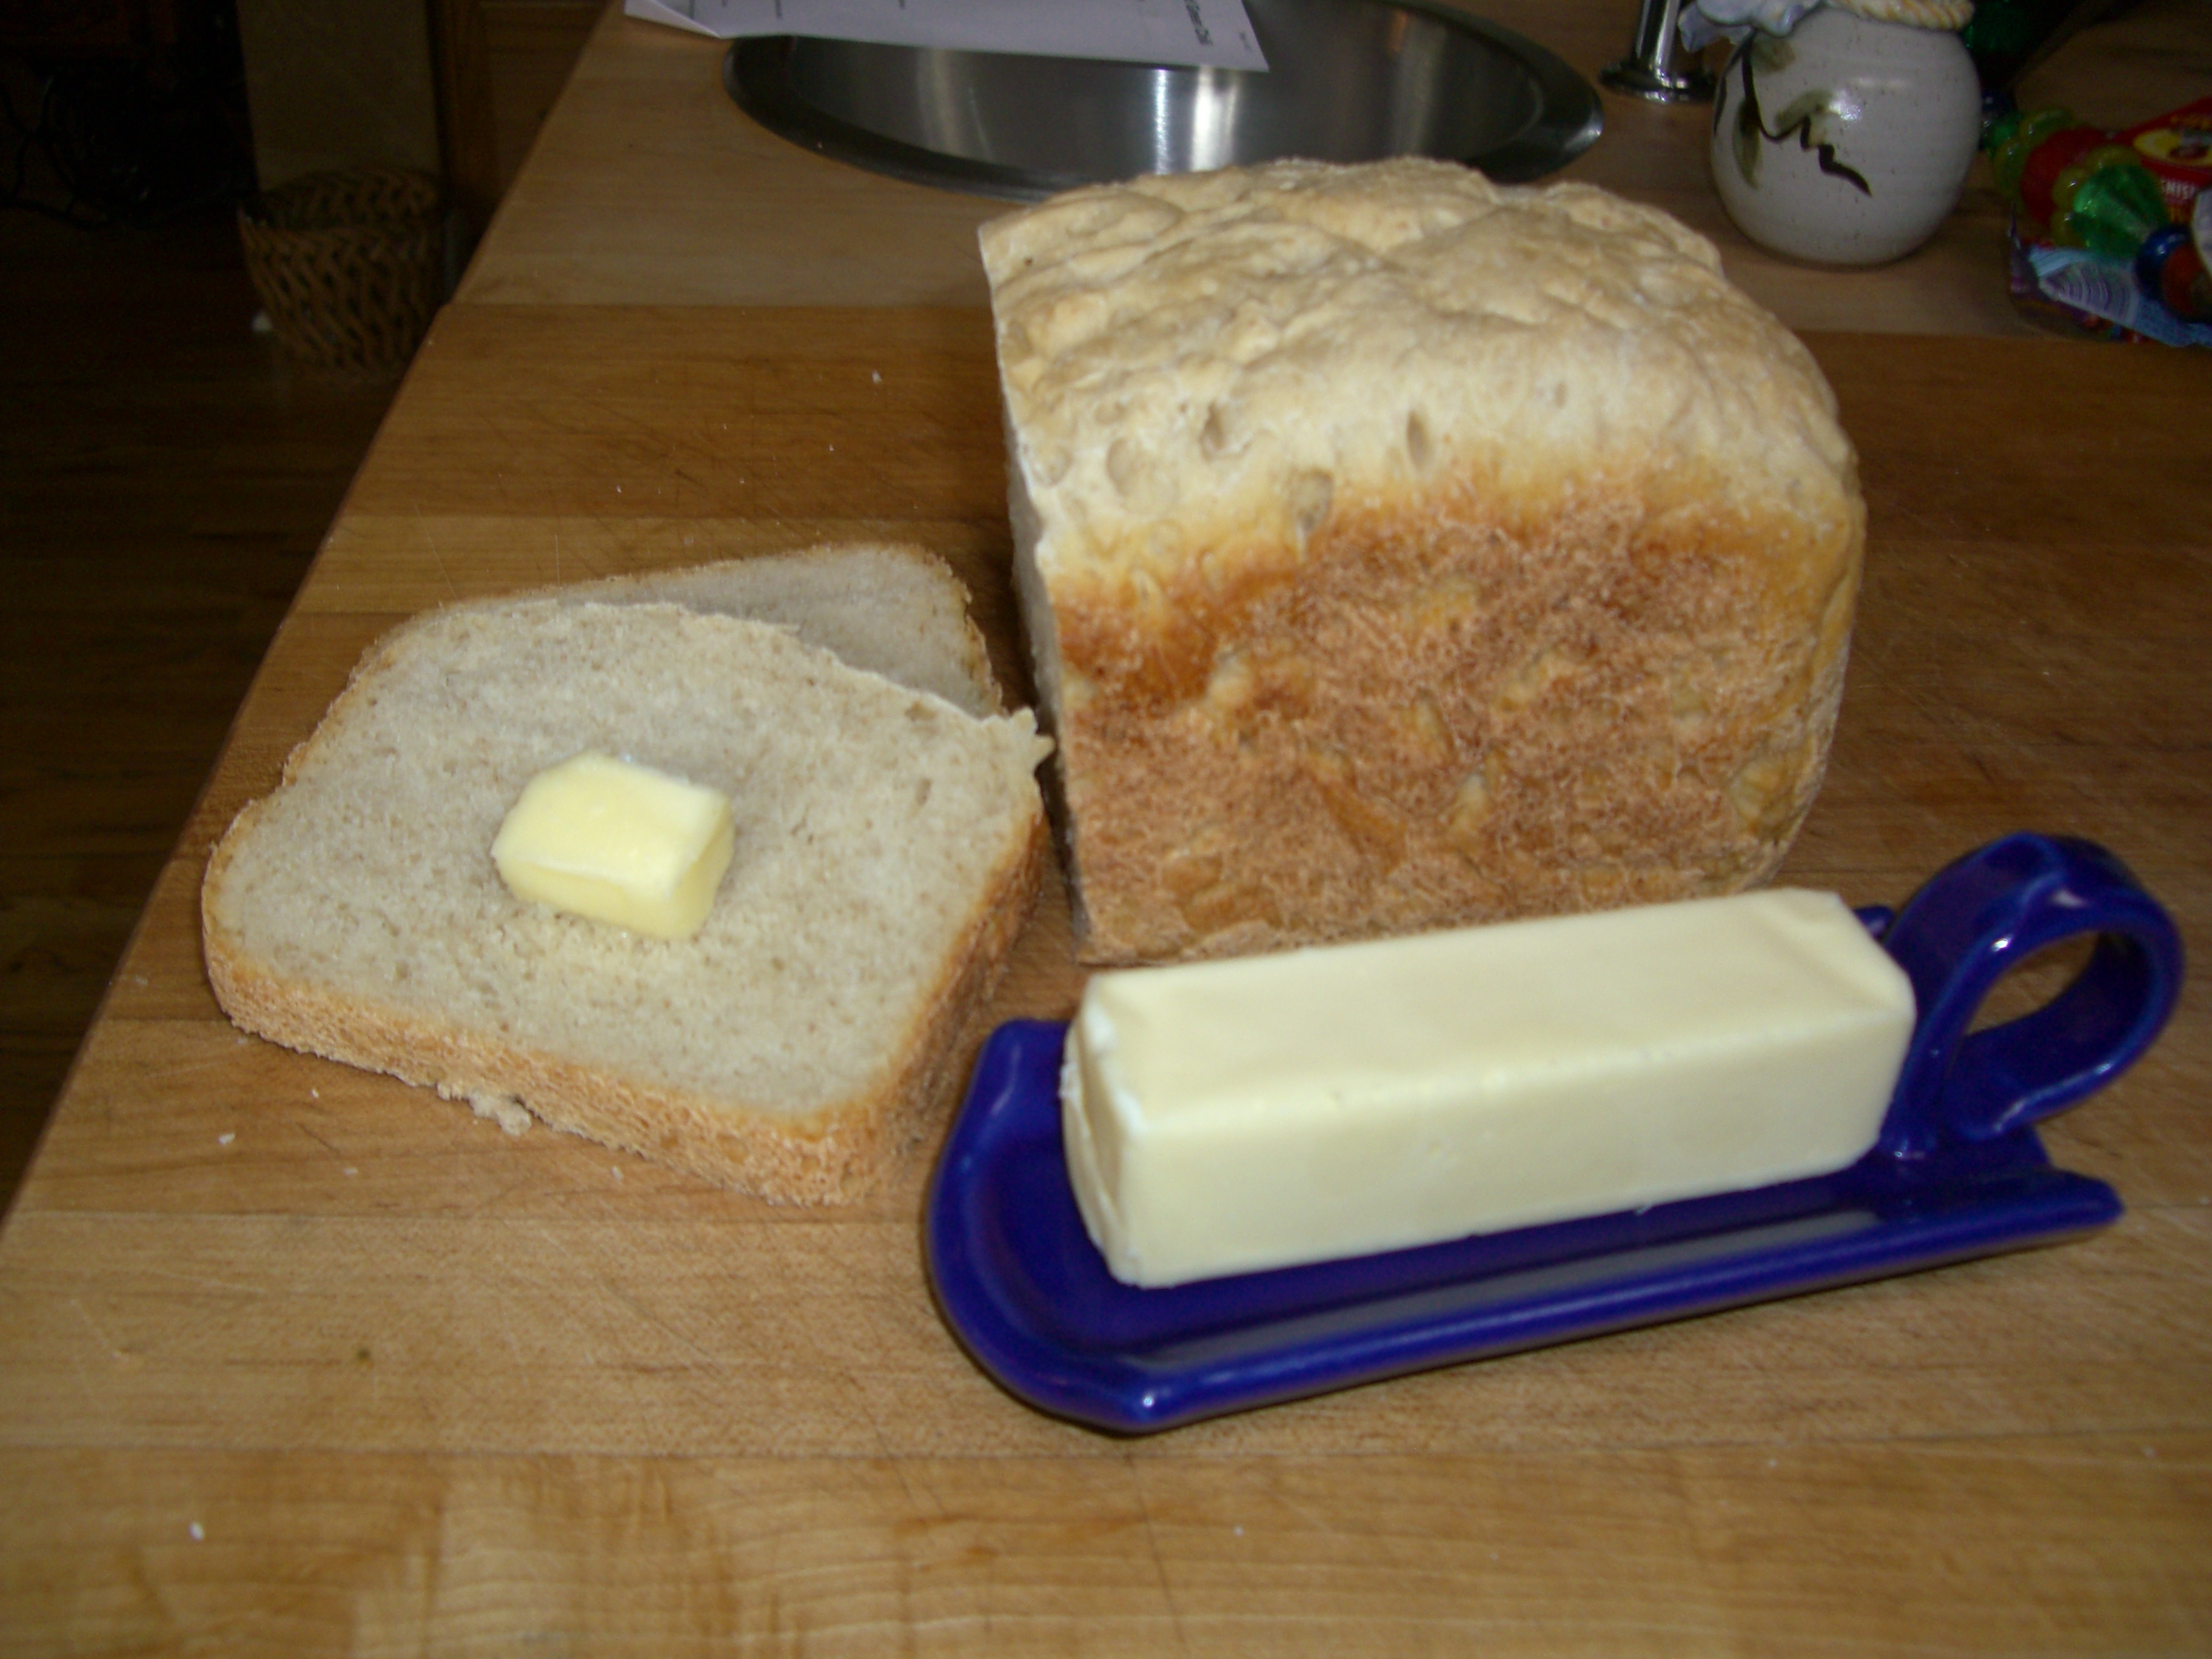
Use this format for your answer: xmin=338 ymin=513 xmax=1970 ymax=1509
xmin=723 ymin=0 xmax=1603 ymax=201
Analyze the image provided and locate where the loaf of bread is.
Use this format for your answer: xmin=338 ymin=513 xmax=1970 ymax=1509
xmin=981 ymin=159 xmax=1865 ymax=964
xmin=201 ymin=577 xmax=1051 ymax=1203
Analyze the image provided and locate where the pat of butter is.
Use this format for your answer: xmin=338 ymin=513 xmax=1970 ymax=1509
xmin=1062 ymin=890 xmax=1916 ymax=1288
xmin=492 ymin=751 xmax=735 ymax=940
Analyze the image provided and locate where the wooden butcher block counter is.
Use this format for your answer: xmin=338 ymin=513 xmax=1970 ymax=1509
xmin=2 ymin=4 xmax=2209 ymax=1653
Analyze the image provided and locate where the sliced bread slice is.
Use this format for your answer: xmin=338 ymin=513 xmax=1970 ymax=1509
xmin=201 ymin=598 xmax=1051 ymax=1202
xmin=539 ymin=543 xmax=1002 ymax=717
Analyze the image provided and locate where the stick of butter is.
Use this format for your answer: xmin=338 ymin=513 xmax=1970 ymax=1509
xmin=492 ymin=751 xmax=735 ymax=940
xmin=1062 ymin=890 xmax=1917 ymax=1288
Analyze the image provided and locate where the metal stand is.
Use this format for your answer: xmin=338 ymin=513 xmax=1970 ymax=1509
xmin=1601 ymin=0 xmax=1716 ymax=102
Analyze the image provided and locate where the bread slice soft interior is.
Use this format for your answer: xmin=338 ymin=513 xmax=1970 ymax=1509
xmin=545 ymin=542 xmax=1003 ymax=717
xmin=201 ymin=597 xmax=1051 ymax=1203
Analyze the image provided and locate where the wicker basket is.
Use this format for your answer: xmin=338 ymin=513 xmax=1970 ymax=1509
xmin=239 ymin=167 xmax=445 ymax=370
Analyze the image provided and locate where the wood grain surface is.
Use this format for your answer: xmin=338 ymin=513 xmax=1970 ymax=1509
xmin=459 ymin=0 xmax=2026 ymax=331
xmin=0 ymin=204 xmax=399 ymax=1207
xmin=457 ymin=0 xmax=2211 ymax=335
xmin=1 ymin=303 xmax=2206 ymax=1654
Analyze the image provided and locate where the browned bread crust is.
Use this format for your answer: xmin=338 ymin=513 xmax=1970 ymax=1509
xmin=1045 ymin=458 xmax=1858 ymax=961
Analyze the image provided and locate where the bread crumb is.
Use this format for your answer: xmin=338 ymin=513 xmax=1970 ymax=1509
xmin=218 ymin=1132 xmax=235 ymax=1146
xmin=469 ymin=1093 xmax=533 ymax=1136
xmin=189 ymin=1523 xmax=205 ymax=1541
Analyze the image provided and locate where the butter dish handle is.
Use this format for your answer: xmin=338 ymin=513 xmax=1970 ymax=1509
xmin=1874 ymin=834 xmax=2184 ymax=1158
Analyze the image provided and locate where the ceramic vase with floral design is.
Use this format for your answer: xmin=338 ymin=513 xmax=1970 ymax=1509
xmin=1709 ymin=0 xmax=1982 ymax=266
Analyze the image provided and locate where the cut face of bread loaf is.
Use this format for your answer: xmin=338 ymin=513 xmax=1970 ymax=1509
xmin=201 ymin=596 xmax=1051 ymax=1203
xmin=982 ymin=158 xmax=1866 ymax=964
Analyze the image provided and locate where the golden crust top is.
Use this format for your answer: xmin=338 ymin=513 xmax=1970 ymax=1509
xmin=981 ymin=158 xmax=1858 ymax=601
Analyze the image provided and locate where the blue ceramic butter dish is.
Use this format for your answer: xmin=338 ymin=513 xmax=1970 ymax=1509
xmin=923 ymin=833 xmax=2183 ymax=1435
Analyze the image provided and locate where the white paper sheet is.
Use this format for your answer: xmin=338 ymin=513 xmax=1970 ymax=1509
xmin=626 ymin=0 xmax=1269 ymax=72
